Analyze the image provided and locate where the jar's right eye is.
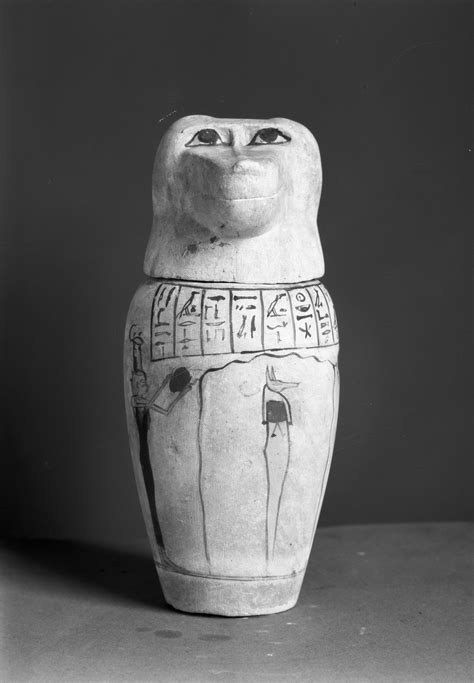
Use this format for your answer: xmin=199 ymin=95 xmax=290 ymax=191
xmin=249 ymin=128 xmax=291 ymax=145
xmin=185 ymin=129 xmax=223 ymax=147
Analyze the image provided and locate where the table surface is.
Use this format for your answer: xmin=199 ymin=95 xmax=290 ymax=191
xmin=1 ymin=523 xmax=472 ymax=682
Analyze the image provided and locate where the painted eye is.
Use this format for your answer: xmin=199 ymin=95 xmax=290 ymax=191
xmin=249 ymin=128 xmax=290 ymax=145
xmin=185 ymin=129 xmax=223 ymax=147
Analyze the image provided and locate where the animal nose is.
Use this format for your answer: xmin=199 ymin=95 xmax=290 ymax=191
xmin=231 ymin=158 xmax=262 ymax=175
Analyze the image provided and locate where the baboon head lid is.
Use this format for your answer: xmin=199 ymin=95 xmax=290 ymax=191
xmin=144 ymin=115 xmax=325 ymax=284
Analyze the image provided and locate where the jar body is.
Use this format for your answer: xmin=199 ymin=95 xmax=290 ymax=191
xmin=124 ymin=278 xmax=339 ymax=615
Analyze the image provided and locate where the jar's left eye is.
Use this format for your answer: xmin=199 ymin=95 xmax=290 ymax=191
xmin=185 ymin=129 xmax=223 ymax=147
xmin=249 ymin=128 xmax=291 ymax=145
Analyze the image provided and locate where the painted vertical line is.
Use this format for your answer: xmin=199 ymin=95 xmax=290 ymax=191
xmin=228 ymin=289 xmax=234 ymax=354
xmin=172 ymin=286 xmax=180 ymax=358
xmin=272 ymin=430 xmax=291 ymax=559
xmin=306 ymin=285 xmax=321 ymax=346
xmin=264 ymin=449 xmax=270 ymax=565
xmin=200 ymin=288 xmax=206 ymax=356
xmin=287 ymin=287 xmax=297 ymax=349
xmin=259 ymin=289 xmax=265 ymax=351
xmin=135 ymin=408 xmax=165 ymax=556
xmin=304 ymin=287 xmax=319 ymax=346
xmin=197 ymin=376 xmax=211 ymax=566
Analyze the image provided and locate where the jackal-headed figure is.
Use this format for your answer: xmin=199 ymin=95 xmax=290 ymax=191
xmin=262 ymin=366 xmax=299 ymax=563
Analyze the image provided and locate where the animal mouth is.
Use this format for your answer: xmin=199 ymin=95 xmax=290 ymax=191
xmin=195 ymin=191 xmax=279 ymax=202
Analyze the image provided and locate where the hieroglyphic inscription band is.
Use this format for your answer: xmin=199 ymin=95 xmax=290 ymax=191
xmin=151 ymin=281 xmax=338 ymax=361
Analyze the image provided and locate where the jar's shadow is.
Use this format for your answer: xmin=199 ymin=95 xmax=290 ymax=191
xmin=2 ymin=539 xmax=168 ymax=610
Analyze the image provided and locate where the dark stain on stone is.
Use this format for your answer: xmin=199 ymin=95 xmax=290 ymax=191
xmin=210 ymin=236 xmax=218 ymax=243
xmin=136 ymin=626 xmax=151 ymax=632
xmin=219 ymin=224 xmax=226 ymax=230
xmin=186 ymin=243 xmax=198 ymax=254
xmin=154 ymin=629 xmax=182 ymax=639
xmin=199 ymin=634 xmax=232 ymax=642
xmin=218 ymin=242 xmax=230 ymax=247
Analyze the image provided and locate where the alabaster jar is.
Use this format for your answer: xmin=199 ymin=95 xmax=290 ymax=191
xmin=124 ymin=116 xmax=339 ymax=616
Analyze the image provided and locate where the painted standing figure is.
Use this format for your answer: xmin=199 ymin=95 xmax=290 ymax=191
xmin=129 ymin=325 xmax=165 ymax=553
xmin=262 ymin=366 xmax=299 ymax=562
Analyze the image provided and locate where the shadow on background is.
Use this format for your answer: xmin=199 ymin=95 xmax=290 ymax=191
xmin=0 ymin=0 xmax=471 ymax=544
xmin=2 ymin=539 xmax=167 ymax=609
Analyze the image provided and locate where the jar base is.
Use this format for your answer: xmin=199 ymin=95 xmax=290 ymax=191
xmin=157 ymin=566 xmax=305 ymax=617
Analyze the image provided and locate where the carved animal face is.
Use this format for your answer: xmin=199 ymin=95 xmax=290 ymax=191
xmin=178 ymin=120 xmax=294 ymax=238
xmin=144 ymin=115 xmax=325 ymax=283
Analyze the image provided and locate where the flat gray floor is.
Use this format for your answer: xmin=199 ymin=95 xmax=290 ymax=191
xmin=1 ymin=523 xmax=472 ymax=682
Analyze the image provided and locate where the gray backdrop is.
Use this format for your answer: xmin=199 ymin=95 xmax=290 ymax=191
xmin=1 ymin=0 xmax=471 ymax=544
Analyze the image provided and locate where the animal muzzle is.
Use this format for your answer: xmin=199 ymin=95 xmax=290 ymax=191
xmin=182 ymin=150 xmax=281 ymax=201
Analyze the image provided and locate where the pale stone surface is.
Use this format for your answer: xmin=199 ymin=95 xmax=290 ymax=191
xmin=124 ymin=116 xmax=339 ymax=615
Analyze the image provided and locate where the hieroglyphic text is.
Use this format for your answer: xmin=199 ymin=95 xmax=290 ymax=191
xmin=232 ymin=291 xmax=263 ymax=353
xmin=308 ymin=284 xmax=339 ymax=346
xmin=150 ymin=284 xmax=178 ymax=359
xmin=202 ymin=289 xmax=232 ymax=355
xmin=150 ymin=281 xmax=338 ymax=361
xmin=261 ymin=290 xmax=293 ymax=349
xmin=288 ymin=288 xmax=317 ymax=348
xmin=175 ymin=287 xmax=203 ymax=356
